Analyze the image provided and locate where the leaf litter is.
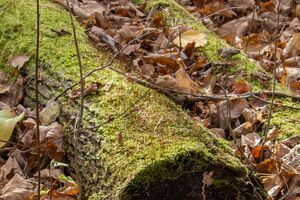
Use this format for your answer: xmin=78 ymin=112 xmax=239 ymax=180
xmin=0 ymin=0 xmax=300 ymax=199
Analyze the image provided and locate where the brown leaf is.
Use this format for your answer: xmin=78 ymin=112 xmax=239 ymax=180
xmin=40 ymin=100 xmax=60 ymax=126
xmin=266 ymin=127 xmax=280 ymax=141
xmin=0 ymin=174 xmax=34 ymax=200
xmin=156 ymin=75 xmax=176 ymax=89
xmin=69 ymin=82 xmax=102 ymax=100
xmin=93 ymin=12 xmax=110 ymax=29
xmin=282 ymin=134 xmax=300 ymax=149
xmin=282 ymin=144 xmax=300 ymax=173
xmin=114 ymin=25 xmax=144 ymax=47
xmin=232 ymin=79 xmax=251 ymax=94
xmin=283 ymin=33 xmax=300 ymax=57
xmin=9 ymin=54 xmax=30 ymax=70
xmin=175 ymin=68 xmax=200 ymax=93
xmin=40 ymin=123 xmax=64 ymax=161
xmin=89 ymin=26 xmax=119 ymax=52
xmin=259 ymin=1 xmax=275 ymax=12
xmin=140 ymin=64 xmax=155 ymax=78
xmin=0 ymin=75 xmax=24 ymax=106
xmin=143 ymin=54 xmax=180 ymax=75
xmin=123 ymin=43 xmax=141 ymax=55
xmin=232 ymin=122 xmax=253 ymax=137
xmin=256 ymin=158 xmax=278 ymax=173
xmin=218 ymin=17 xmax=248 ymax=41
xmin=218 ymin=99 xmax=249 ymax=128
xmin=151 ymin=13 xmax=165 ymax=28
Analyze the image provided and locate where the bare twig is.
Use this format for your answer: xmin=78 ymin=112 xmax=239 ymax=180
xmin=66 ymin=0 xmax=83 ymax=199
xmin=262 ymin=0 xmax=282 ymax=144
xmin=35 ymin=0 xmax=41 ymax=198
xmin=108 ymin=69 xmax=300 ymax=109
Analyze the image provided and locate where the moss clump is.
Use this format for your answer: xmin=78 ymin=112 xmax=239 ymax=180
xmin=0 ymin=0 xmax=266 ymax=199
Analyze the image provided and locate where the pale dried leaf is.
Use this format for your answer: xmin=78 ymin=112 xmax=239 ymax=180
xmin=173 ymin=30 xmax=207 ymax=48
xmin=9 ymin=54 xmax=30 ymax=70
xmin=0 ymin=109 xmax=25 ymax=148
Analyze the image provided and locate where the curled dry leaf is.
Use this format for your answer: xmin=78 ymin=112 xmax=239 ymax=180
xmin=174 ymin=68 xmax=201 ymax=94
xmin=218 ymin=98 xmax=249 ymax=128
xmin=88 ymin=26 xmax=119 ymax=53
xmin=0 ymin=75 xmax=24 ymax=106
xmin=232 ymin=122 xmax=252 ymax=137
xmin=232 ymin=79 xmax=251 ymax=94
xmin=9 ymin=54 xmax=30 ymax=70
xmin=69 ymin=82 xmax=102 ymax=100
xmin=40 ymin=122 xmax=64 ymax=161
xmin=266 ymin=127 xmax=280 ymax=142
xmin=283 ymin=33 xmax=300 ymax=57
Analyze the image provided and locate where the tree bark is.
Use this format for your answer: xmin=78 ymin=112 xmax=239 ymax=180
xmin=0 ymin=0 xmax=267 ymax=199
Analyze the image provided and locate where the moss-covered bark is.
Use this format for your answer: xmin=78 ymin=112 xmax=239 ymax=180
xmin=0 ymin=0 xmax=269 ymax=199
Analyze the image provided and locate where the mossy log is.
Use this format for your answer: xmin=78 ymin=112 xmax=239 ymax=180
xmin=0 ymin=0 xmax=271 ymax=199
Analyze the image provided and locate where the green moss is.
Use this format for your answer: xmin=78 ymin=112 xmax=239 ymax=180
xmin=271 ymin=106 xmax=300 ymax=140
xmin=0 ymin=0 xmax=266 ymax=199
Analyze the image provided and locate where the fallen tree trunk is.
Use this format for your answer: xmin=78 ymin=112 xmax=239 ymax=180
xmin=0 ymin=0 xmax=267 ymax=199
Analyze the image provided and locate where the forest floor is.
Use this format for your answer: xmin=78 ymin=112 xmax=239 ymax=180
xmin=0 ymin=0 xmax=299 ymax=199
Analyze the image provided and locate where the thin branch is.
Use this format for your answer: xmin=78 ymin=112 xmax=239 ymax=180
xmin=35 ymin=0 xmax=41 ymax=198
xmin=108 ymin=69 xmax=300 ymax=109
xmin=66 ymin=0 xmax=83 ymax=199
xmin=263 ymin=0 xmax=282 ymax=143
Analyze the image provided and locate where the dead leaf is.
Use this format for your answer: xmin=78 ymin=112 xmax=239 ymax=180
xmin=282 ymin=144 xmax=300 ymax=172
xmin=0 ymin=109 xmax=25 ymax=148
xmin=9 ymin=54 xmax=30 ymax=70
xmin=175 ymin=68 xmax=200 ymax=93
xmin=156 ymin=75 xmax=176 ymax=89
xmin=40 ymin=122 xmax=64 ymax=161
xmin=173 ymin=30 xmax=207 ymax=48
xmin=0 ymin=75 xmax=24 ymax=106
xmin=232 ymin=122 xmax=252 ymax=137
xmin=123 ymin=43 xmax=141 ymax=55
xmin=140 ymin=64 xmax=155 ymax=78
xmin=40 ymin=100 xmax=60 ymax=126
xmin=232 ymin=79 xmax=251 ymax=94
xmin=151 ymin=12 xmax=165 ymax=28
xmin=0 ymin=174 xmax=34 ymax=200
xmin=218 ymin=48 xmax=240 ymax=59
xmin=266 ymin=127 xmax=280 ymax=141
xmin=256 ymin=158 xmax=278 ymax=173
xmin=283 ymin=33 xmax=300 ymax=57
xmin=69 ymin=82 xmax=102 ymax=100
xmin=282 ymin=134 xmax=300 ymax=149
